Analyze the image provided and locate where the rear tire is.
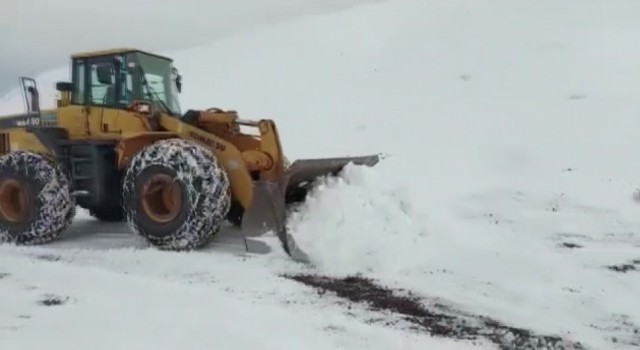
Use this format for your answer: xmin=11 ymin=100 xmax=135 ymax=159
xmin=0 ymin=151 xmax=75 ymax=244
xmin=122 ymin=138 xmax=230 ymax=250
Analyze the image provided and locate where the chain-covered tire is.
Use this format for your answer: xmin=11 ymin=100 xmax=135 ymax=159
xmin=0 ymin=151 xmax=76 ymax=245
xmin=122 ymin=138 xmax=230 ymax=250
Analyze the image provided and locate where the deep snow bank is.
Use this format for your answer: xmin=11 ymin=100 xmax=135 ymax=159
xmin=2 ymin=0 xmax=640 ymax=348
xmin=173 ymin=1 xmax=640 ymax=348
xmin=0 ymin=0 xmax=382 ymax=94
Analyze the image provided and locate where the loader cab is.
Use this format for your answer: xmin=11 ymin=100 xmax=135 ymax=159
xmin=59 ymin=49 xmax=183 ymax=117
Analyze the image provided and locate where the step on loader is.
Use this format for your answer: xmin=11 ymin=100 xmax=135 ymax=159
xmin=0 ymin=48 xmax=378 ymax=262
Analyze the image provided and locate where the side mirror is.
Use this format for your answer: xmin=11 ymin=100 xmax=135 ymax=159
xmin=56 ymin=82 xmax=73 ymax=92
xmin=95 ymin=64 xmax=114 ymax=85
xmin=171 ymin=67 xmax=182 ymax=93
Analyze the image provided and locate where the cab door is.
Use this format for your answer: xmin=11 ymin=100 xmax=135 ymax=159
xmin=85 ymin=57 xmax=126 ymax=137
xmin=57 ymin=56 xmax=126 ymax=139
xmin=56 ymin=59 xmax=90 ymax=139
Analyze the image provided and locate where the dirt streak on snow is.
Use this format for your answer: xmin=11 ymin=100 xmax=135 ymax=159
xmin=0 ymin=241 xmax=488 ymax=350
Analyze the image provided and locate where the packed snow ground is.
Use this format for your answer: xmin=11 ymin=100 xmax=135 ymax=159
xmin=0 ymin=214 xmax=484 ymax=350
xmin=2 ymin=0 xmax=640 ymax=349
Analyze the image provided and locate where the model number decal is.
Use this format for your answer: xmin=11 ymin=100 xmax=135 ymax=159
xmin=14 ymin=117 xmax=40 ymax=127
xmin=189 ymin=131 xmax=226 ymax=151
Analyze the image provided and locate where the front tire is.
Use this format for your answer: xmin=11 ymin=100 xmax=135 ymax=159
xmin=0 ymin=151 xmax=76 ymax=244
xmin=122 ymin=139 xmax=230 ymax=250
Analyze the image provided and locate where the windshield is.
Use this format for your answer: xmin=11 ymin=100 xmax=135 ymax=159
xmin=126 ymin=52 xmax=181 ymax=116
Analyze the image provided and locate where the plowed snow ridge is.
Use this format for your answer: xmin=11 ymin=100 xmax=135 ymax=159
xmin=2 ymin=0 xmax=640 ymax=349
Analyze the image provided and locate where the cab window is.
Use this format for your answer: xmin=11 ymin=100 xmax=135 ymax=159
xmin=71 ymin=61 xmax=85 ymax=104
xmin=89 ymin=63 xmax=115 ymax=105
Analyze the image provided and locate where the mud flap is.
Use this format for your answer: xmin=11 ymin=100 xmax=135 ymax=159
xmin=240 ymin=154 xmax=380 ymax=264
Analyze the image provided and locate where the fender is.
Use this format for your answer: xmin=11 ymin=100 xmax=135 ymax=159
xmin=116 ymin=130 xmax=255 ymax=210
xmin=115 ymin=132 xmax=178 ymax=169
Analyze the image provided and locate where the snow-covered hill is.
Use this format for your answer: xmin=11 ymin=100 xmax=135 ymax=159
xmin=0 ymin=0 xmax=380 ymax=94
xmin=2 ymin=0 xmax=640 ymax=349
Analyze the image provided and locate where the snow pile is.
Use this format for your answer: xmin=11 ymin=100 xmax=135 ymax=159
xmin=288 ymin=162 xmax=430 ymax=275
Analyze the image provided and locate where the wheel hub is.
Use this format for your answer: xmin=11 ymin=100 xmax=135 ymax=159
xmin=140 ymin=174 xmax=182 ymax=223
xmin=0 ymin=179 xmax=29 ymax=223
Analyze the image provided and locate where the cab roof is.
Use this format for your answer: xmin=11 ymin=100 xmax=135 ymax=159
xmin=71 ymin=48 xmax=173 ymax=61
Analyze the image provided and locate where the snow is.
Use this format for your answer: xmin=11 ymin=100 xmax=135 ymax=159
xmin=0 ymin=210 xmax=485 ymax=350
xmin=2 ymin=0 xmax=640 ymax=349
xmin=0 ymin=0 xmax=381 ymax=94
xmin=0 ymin=243 xmax=479 ymax=350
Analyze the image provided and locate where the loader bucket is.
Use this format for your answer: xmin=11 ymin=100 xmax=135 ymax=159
xmin=284 ymin=155 xmax=380 ymax=205
xmin=240 ymin=154 xmax=380 ymax=263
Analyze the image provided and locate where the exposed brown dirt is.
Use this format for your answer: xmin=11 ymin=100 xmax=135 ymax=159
xmin=607 ymin=258 xmax=640 ymax=273
xmin=284 ymin=274 xmax=587 ymax=350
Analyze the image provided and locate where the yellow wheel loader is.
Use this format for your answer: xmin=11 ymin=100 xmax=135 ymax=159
xmin=0 ymin=48 xmax=378 ymax=262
